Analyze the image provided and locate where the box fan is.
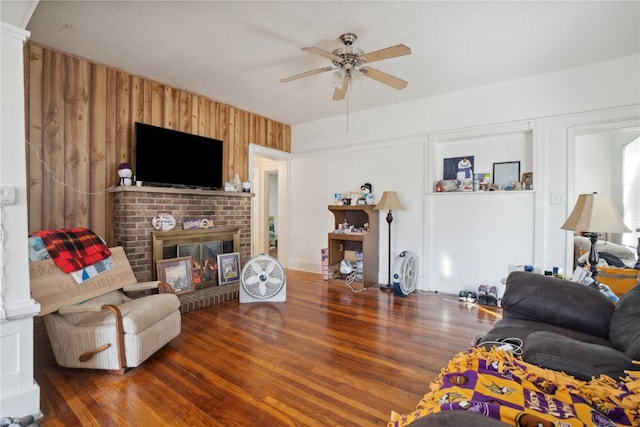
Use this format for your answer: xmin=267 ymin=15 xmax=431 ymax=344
xmin=240 ymin=254 xmax=286 ymax=303
xmin=392 ymin=251 xmax=417 ymax=297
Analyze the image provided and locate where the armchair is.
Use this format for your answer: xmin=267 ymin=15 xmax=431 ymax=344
xmin=30 ymin=247 xmax=181 ymax=373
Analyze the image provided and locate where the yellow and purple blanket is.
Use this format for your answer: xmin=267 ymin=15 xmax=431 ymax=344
xmin=389 ymin=347 xmax=639 ymax=427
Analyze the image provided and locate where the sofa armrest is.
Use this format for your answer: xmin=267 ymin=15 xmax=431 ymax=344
xmin=502 ymin=271 xmax=614 ymax=338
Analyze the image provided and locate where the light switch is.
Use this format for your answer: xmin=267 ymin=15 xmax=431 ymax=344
xmin=0 ymin=185 xmax=16 ymax=205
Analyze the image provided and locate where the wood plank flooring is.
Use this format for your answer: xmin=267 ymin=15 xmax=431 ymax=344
xmin=34 ymin=270 xmax=501 ymax=426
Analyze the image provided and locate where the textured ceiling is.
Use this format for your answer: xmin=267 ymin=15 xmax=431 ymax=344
xmin=19 ymin=1 xmax=640 ymax=125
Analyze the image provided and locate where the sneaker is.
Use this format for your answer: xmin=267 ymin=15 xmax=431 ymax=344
xmin=458 ymin=290 xmax=467 ymax=301
xmin=477 ymin=285 xmax=488 ymax=305
xmin=465 ymin=291 xmax=477 ymax=303
xmin=486 ymin=286 xmax=498 ymax=306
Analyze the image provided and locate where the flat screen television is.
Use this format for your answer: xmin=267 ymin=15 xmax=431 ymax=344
xmin=134 ymin=122 xmax=224 ymax=190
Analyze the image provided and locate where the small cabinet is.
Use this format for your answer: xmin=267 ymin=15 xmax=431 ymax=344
xmin=327 ymin=205 xmax=379 ymax=289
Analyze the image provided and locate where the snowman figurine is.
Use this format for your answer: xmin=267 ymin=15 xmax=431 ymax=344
xmin=359 ymin=182 xmax=375 ymax=205
xmin=118 ymin=162 xmax=133 ymax=186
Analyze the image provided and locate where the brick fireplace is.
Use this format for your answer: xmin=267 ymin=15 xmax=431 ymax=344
xmin=110 ymin=186 xmax=252 ymax=283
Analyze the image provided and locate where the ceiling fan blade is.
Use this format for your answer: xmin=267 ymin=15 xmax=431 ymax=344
xmin=360 ymin=44 xmax=411 ymax=64
xmin=280 ymin=66 xmax=336 ymax=83
xmin=332 ymin=74 xmax=350 ymax=101
xmin=302 ymin=47 xmax=342 ymax=62
xmin=361 ymin=67 xmax=408 ymax=90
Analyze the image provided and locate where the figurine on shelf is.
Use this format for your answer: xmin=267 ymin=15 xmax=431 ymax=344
xmin=117 ymin=163 xmax=133 ymax=186
xmin=358 ymin=183 xmax=375 ymax=205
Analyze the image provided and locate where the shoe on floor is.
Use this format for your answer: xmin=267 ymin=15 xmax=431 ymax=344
xmin=477 ymin=285 xmax=488 ymax=305
xmin=465 ymin=290 xmax=477 ymax=303
xmin=486 ymin=285 xmax=498 ymax=306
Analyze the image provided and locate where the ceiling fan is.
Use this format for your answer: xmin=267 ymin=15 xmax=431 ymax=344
xmin=280 ymin=33 xmax=411 ymax=101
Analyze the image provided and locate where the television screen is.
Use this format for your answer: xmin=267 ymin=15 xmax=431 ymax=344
xmin=134 ymin=122 xmax=224 ymax=190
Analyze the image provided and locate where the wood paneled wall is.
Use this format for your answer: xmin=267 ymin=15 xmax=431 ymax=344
xmin=23 ymin=43 xmax=290 ymax=244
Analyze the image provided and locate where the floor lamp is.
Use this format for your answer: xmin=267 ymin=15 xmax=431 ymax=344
xmin=561 ymin=193 xmax=631 ymax=284
xmin=375 ymin=191 xmax=405 ymax=292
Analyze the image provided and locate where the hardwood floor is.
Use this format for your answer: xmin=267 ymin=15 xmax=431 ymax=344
xmin=35 ymin=270 xmax=501 ymax=426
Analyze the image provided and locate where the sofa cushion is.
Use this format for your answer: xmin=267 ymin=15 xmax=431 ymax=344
xmin=523 ymin=331 xmax=637 ymax=381
xmin=74 ymin=293 xmax=180 ymax=334
xmin=609 ymin=282 xmax=640 ymax=359
xmin=502 ymin=271 xmax=614 ymax=338
xmin=481 ymin=317 xmax=614 ymax=348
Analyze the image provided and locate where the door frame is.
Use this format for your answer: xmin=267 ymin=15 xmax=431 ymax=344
xmin=248 ymin=144 xmax=290 ymax=267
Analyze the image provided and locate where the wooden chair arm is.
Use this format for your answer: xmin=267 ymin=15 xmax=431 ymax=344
xmin=57 ymin=303 xmax=126 ymax=372
xmin=101 ymin=304 xmax=126 ymax=372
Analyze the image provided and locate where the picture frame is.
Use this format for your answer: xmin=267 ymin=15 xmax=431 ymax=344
xmin=443 ymin=156 xmax=474 ymax=192
xmin=439 ymin=179 xmax=460 ymax=192
xmin=217 ymin=252 xmax=241 ymax=285
xmin=156 ymin=256 xmax=194 ymax=295
xmin=521 ymin=172 xmax=533 ymax=190
xmin=493 ymin=161 xmax=520 ymax=189
xmin=178 ymin=243 xmax=202 ymax=285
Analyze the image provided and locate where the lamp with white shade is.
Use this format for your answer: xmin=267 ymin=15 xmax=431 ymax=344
xmin=374 ymin=191 xmax=405 ymax=292
xmin=561 ymin=193 xmax=631 ymax=282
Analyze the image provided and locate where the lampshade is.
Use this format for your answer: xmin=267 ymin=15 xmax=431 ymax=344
xmin=375 ymin=191 xmax=405 ymax=211
xmin=561 ymin=193 xmax=631 ymax=233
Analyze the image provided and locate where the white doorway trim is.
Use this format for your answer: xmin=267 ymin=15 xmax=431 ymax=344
xmin=248 ymin=144 xmax=291 ymax=268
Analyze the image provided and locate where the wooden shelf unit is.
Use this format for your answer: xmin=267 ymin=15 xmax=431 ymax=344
xmin=327 ymin=205 xmax=379 ymax=289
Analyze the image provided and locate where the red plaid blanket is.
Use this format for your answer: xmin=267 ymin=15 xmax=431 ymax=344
xmin=30 ymin=228 xmax=112 ymax=273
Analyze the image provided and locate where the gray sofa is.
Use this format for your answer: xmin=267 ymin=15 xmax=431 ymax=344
xmin=406 ymin=270 xmax=640 ymax=427
xmin=480 ymin=270 xmax=640 ymax=381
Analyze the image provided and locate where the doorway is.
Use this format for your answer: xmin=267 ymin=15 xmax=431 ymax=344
xmin=566 ymin=119 xmax=640 ymax=274
xmin=249 ymin=145 xmax=289 ymax=267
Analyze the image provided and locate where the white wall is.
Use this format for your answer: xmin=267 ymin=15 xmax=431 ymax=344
xmin=286 ymin=54 xmax=640 ymax=294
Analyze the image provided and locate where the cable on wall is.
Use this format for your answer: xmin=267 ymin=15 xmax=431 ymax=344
xmin=26 ymin=139 xmax=116 ymax=196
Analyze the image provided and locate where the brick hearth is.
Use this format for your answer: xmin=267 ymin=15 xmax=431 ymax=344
xmin=178 ymin=283 xmax=239 ymax=314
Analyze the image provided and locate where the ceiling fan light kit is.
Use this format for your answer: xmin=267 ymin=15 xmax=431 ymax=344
xmin=281 ymin=33 xmax=411 ymax=100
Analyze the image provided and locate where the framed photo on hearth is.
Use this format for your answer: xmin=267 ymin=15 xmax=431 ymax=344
xmin=217 ymin=252 xmax=240 ymax=285
xmin=156 ymin=256 xmax=194 ymax=295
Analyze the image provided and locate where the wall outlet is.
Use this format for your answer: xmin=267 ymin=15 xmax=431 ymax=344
xmin=0 ymin=185 xmax=16 ymax=205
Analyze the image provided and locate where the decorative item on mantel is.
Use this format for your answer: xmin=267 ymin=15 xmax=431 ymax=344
xmin=151 ymin=212 xmax=176 ymax=231
xmin=182 ymin=218 xmax=215 ymax=230
xmin=224 ymin=173 xmax=242 ymax=192
xmin=117 ymin=162 xmax=133 ymax=186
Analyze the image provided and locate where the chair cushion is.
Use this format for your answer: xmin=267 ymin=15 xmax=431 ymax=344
xmin=609 ymin=282 xmax=640 ymax=359
xmin=61 ymin=290 xmax=127 ymax=324
xmin=74 ymin=293 xmax=180 ymax=334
